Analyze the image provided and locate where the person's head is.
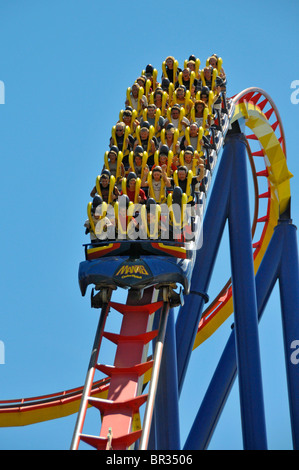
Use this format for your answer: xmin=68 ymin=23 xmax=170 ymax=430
xmin=147 ymin=104 xmax=156 ymax=118
xmin=187 ymin=60 xmax=195 ymax=71
xmin=171 ymin=105 xmax=180 ymax=119
xmin=131 ymin=83 xmax=140 ymax=98
xmin=145 ymin=64 xmax=154 ymax=79
xmin=140 ymin=126 xmax=149 ymax=141
xmin=122 ymin=109 xmax=132 ymax=125
xmin=134 ymin=154 xmax=142 ymax=167
xmin=203 ymin=66 xmax=213 ymax=80
xmin=115 ymin=122 xmax=125 ymax=136
xmin=108 ymin=147 xmax=118 ymax=162
xmin=208 ymin=55 xmax=218 ymax=69
xmin=127 ymin=172 xmax=137 ymax=190
xmin=200 ymin=87 xmax=210 ymax=103
xmin=189 ymin=123 xmax=199 ymax=137
xmin=176 ymin=86 xmax=186 ymax=100
xmin=152 ymin=166 xmax=162 ymax=181
xmin=136 ymin=76 xmax=146 ymax=88
xmin=195 ymin=100 xmax=206 ymax=115
xmin=165 ymin=126 xmax=175 ymax=140
xmin=154 ymin=89 xmax=163 ymax=106
xmin=100 ymin=174 xmax=109 ymax=187
xmin=159 ymin=154 xmax=168 ymax=166
xmin=182 ymin=68 xmax=191 ymax=80
xmin=165 ymin=56 xmax=175 ymax=69
xmin=177 ymin=165 xmax=188 ymax=180
xmin=184 ymin=149 xmax=194 ymax=164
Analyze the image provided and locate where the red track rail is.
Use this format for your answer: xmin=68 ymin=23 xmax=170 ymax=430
xmin=194 ymin=88 xmax=287 ymax=345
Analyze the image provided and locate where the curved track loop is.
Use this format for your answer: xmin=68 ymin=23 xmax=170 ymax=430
xmin=0 ymin=89 xmax=293 ymax=427
xmin=193 ymin=87 xmax=293 ymax=348
xmin=0 ymin=379 xmax=110 ymax=427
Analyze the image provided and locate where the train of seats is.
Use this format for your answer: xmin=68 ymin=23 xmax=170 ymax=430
xmin=84 ymin=54 xmax=231 ymax=247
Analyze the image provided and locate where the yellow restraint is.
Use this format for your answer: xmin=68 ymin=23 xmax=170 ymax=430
xmin=119 ymin=109 xmax=138 ymax=135
xmin=135 ymin=125 xmax=155 ymax=154
xmin=195 ymin=90 xmax=215 ymax=115
xmin=168 ymin=82 xmax=175 ymax=107
xmin=145 ymin=79 xmax=152 ymax=98
xmin=147 ymin=170 xmax=166 ymax=204
xmin=121 ymin=177 xmax=142 ymax=205
xmin=173 ymin=169 xmax=194 ymax=203
xmin=184 ymin=126 xmax=204 ymax=153
xmin=126 ymin=86 xmax=145 ymax=115
xmin=87 ymin=200 xmax=108 ymax=235
xmin=112 ymin=125 xmax=131 ymax=156
xmin=129 ymin=151 xmax=148 ymax=180
xmin=184 ymin=58 xmax=201 ymax=77
xmin=178 ymin=70 xmax=195 ymax=92
xmin=113 ymin=200 xmax=134 ymax=238
xmin=104 ymin=150 xmax=124 ymax=181
xmin=149 ymin=90 xmax=169 ymax=117
xmin=206 ymin=57 xmax=223 ymax=76
xmin=162 ymin=59 xmax=179 ymax=83
xmin=141 ymin=68 xmax=158 ymax=91
xmin=140 ymin=203 xmax=161 ymax=239
xmin=191 ymin=106 xmax=209 ymax=134
xmin=200 ymin=68 xmax=217 ymax=91
xmin=167 ymin=106 xmax=186 ymax=136
xmin=142 ymin=108 xmax=162 ymax=137
xmin=173 ymin=89 xmax=191 ymax=110
xmin=154 ymin=149 xmax=174 ymax=176
xmin=95 ymin=174 xmax=116 ymax=206
xmin=167 ymin=192 xmax=188 ymax=233
xmin=160 ymin=128 xmax=179 ymax=156
xmin=179 ymin=150 xmax=203 ymax=175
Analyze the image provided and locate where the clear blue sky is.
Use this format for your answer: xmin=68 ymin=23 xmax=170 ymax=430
xmin=0 ymin=0 xmax=298 ymax=450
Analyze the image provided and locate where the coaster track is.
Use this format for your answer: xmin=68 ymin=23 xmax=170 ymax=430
xmin=0 ymin=61 xmax=295 ymax=450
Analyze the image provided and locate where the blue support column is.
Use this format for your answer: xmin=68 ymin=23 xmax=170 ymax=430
xmin=228 ymin=134 xmax=267 ymax=449
xmin=278 ymin=220 xmax=299 ymax=449
xmin=176 ymin=135 xmax=234 ymax=393
xmin=184 ymin=220 xmax=283 ymax=450
xmin=183 ymin=330 xmax=237 ymax=450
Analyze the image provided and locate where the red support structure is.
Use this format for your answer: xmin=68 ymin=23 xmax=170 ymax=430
xmin=77 ymin=289 xmax=164 ymax=450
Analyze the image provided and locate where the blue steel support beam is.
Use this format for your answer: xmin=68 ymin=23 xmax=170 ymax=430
xmin=228 ymin=133 xmax=267 ymax=449
xmin=184 ymin=215 xmax=283 ymax=450
xmin=183 ymin=330 xmax=237 ymax=450
xmin=278 ymin=220 xmax=299 ymax=449
xmin=175 ymin=134 xmax=234 ymax=394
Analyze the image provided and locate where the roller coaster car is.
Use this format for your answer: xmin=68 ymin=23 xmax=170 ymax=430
xmin=78 ymin=208 xmax=202 ymax=299
xmin=79 ymin=100 xmax=234 ymax=302
xmin=79 ymin=239 xmax=197 ymax=298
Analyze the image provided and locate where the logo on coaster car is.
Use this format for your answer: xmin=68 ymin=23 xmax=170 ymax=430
xmin=113 ymin=259 xmax=152 ymax=285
